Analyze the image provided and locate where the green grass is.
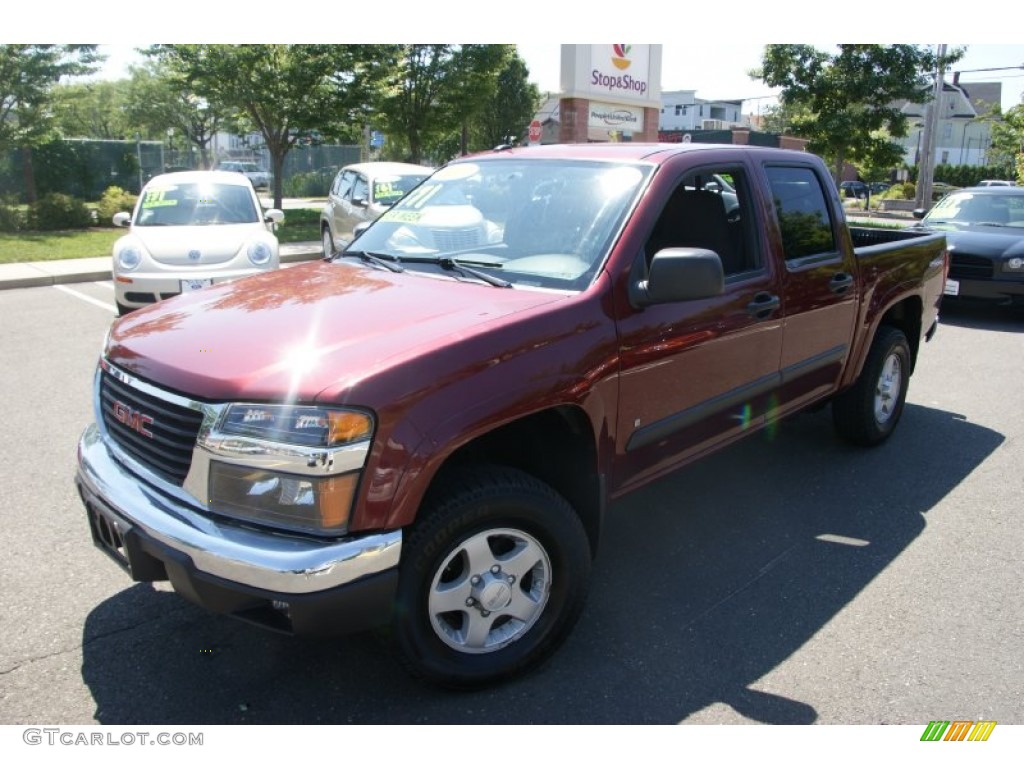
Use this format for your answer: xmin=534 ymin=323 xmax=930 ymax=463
xmin=0 ymin=207 xmax=322 ymax=264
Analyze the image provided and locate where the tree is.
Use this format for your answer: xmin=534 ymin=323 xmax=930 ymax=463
xmin=124 ymin=62 xmax=226 ymax=169
xmin=472 ymin=53 xmax=541 ymax=150
xmin=51 ymin=79 xmax=132 ymax=139
xmin=147 ymin=45 xmax=393 ymax=207
xmin=376 ymin=45 xmax=513 ymax=164
xmin=755 ymin=45 xmax=958 ymax=183
xmin=988 ymin=104 xmax=1024 ymax=183
xmin=0 ymin=45 xmax=101 ymax=200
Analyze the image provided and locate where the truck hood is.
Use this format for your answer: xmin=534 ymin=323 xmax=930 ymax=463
xmin=105 ymin=260 xmax=567 ymax=402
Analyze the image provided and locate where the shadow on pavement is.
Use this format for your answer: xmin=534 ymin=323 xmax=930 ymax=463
xmin=938 ymin=300 xmax=1024 ymax=332
xmin=81 ymin=402 xmax=1002 ymax=724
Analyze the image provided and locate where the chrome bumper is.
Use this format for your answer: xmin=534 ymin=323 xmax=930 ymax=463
xmin=76 ymin=422 xmax=402 ymax=595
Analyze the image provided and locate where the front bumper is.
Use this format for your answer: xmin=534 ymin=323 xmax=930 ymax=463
xmin=114 ymin=265 xmax=274 ymax=308
xmin=948 ymin=276 xmax=1024 ymax=305
xmin=76 ymin=423 xmax=401 ymax=634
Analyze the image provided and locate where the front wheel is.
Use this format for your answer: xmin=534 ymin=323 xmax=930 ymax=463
xmin=321 ymin=225 xmax=336 ymax=259
xmin=391 ymin=465 xmax=591 ymax=689
xmin=832 ymin=326 xmax=911 ymax=446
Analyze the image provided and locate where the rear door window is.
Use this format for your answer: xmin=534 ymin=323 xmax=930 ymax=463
xmin=764 ymin=166 xmax=837 ymax=262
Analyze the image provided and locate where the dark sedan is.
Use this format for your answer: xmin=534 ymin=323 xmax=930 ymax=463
xmin=912 ymin=187 xmax=1024 ymax=306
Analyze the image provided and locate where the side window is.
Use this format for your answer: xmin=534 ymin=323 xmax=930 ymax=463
xmin=351 ymin=175 xmax=369 ymax=203
xmin=645 ymin=166 xmax=760 ymax=276
xmin=764 ymin=166 xmax=837 ymax=261
xmin=336 ymin=171 xmax=355 ymax=199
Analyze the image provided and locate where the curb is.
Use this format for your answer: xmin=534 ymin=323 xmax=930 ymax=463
xmin=0 ymin=244 xmax=322 ymax=292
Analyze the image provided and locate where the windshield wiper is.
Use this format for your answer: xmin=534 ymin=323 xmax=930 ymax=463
xmin=340 ymin=250 xmax=405 ymax=273
xmin=437 ymin=257 xmax=512 ymax=288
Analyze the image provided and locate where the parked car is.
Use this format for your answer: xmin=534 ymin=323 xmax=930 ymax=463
xmin=111 ymin=171 xmax=285 ymax=315
xmin=215 ymin=161 xmax=272 ymax=190
xmin=869 ymin=182 xmax=891 ymax=195
xmin=911 ymin=186 xmax=1024 ymax=306
xmin=839 ymin=180 xmax=868 ymax=199
xmin=977 ymin=179 xmax=1016 ymax=187
xmin=320 ymin=162 xmax=432 ymax=257
xmin=78 ymin=144 xmax=946 ymax=689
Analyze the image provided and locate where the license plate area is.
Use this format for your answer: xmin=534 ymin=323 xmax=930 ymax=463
xmin=944 ymin=278 xmax=960 ymax=296
xmin=181 ymin=278 xmax=213 ymax=293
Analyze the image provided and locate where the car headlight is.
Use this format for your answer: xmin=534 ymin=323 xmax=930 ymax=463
xmin=1005 ymin=257 xmax=1024 ymax=271
xmin=247 ymin=241 xmax=273 ymax=266
xmin=116 ymin=245 xmax=142 ymax=271
xmin=206 ymin=405 xmax=374 ymax=535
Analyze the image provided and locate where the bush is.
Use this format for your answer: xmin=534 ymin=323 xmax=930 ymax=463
xmin=283 ymin=170 xmax=332 ymax=198
xmin=96 ymin=186 xmax=137 ymax=225
xmin=0 ymin=196 xmax=23 ymax=232
xmin=27 ymin=193 xmax=94 ymax=231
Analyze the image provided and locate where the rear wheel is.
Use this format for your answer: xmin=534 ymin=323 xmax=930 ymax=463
xmin=832 ymin=326 xmax=911 ymax=446
xmin=391 ymin=465 xmax=591 ymax=689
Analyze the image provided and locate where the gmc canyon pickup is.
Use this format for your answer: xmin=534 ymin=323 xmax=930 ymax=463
xmin=76 ymin=143 xmax=947 ymax=689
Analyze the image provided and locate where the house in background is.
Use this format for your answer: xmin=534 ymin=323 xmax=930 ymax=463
xmin=896 ymin=79 xmax=1002 ymax=168
xmin=658 ymin=90 xmax=744 ymax=132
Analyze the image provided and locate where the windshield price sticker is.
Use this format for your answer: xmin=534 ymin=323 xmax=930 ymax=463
xmin=142 ymin=188 xmax=179 ymax=208
xmin=381 ymin=209 xmax=424 ymax=224
xmin=399 ymin=184 xmax=442 ymax=210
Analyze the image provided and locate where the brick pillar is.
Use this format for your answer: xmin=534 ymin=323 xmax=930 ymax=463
xmin=640 ymin=107 xmax=660 ymax=142
xmin=731 ymin=128 xmax=751 ymax=145
xmin=559 ymin=98 xmax=590 ymax=143
xmin=779 ymin=136 xmax=810 ymax=152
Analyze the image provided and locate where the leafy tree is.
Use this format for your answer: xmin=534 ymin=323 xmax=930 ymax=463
xmin=51 ymin=79 xmax=132 ymax=139
xmin=472 ymin=53 xmax=541 ymax=150
xmin=756 ymin=44 xmax=959 ymax=183
xmin=989 ymin=104 xmax=1024 ymax=183
xmin=124 ymin=61 xmax=226 ymax=169
xmin=0 ymin=45 xmax=101 ymax=200
xmin=376 ymin=45 xmax=513 ymax=164
xmin=147 ymin=45 xmax=393 ymax=207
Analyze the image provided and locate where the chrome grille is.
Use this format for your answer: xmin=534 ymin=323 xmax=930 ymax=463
xmin=431 ymin=228 xmax=480 ymax=251
xmin=99 ymin=370 xmax=203 ymax=485
xmin=949 ymin=253 xmax=993 ymax=280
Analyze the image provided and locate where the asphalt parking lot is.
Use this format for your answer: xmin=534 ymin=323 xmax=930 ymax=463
xmin=0 ymin=281 xmax=1021 ymax=726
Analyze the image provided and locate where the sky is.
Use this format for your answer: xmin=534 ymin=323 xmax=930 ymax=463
xmin=8 ymin=4 xmax=1024 ymax=114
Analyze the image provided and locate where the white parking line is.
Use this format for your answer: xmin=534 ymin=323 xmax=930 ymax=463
xmin=94 ymin=281 xmax=114 ymax=290
xmin=53 ymin=284 xmax=116 ymax=313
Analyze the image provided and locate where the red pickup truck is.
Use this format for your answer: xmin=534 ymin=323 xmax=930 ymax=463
xmin=76 ymin=143 xmax=947 ymax=689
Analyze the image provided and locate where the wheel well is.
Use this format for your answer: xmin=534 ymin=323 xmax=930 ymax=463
xmin=878 ymin=296 xmax=923 ymax=372
xmin=431 ymin=407 xmax=602 ymax=555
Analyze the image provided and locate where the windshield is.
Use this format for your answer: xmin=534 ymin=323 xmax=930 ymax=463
xmin=372 ymin=174 xmax=429 ymax=206
xmin=925 ymin=192 xmax=1024 ymax=227
xmin=135 ymin=182 xmax=260 ymax=226
xmin=346 ymin=158 xmax=650 ymax=290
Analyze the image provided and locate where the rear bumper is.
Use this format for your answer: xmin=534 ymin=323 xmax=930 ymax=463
xmin=76 ymin=423 xmax=401 ymax=634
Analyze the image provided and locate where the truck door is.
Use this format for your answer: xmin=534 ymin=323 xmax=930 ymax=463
xmin=762 ymin=164 xmax=858 ymax=416
xmin=614 ymin=162 xmax=784 ymax=494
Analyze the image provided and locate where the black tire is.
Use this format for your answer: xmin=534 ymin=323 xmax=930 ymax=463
xmin=390 ymin=464 xmax=591 ymax=690
xmin=832 ymin=326 xmax=911 ymax=446
xmin=321 ymin=224 xmax=336 ymax=259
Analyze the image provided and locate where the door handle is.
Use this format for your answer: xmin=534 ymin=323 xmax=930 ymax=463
xmin=747 ymin=292 xmax=780 ymax=319
xmin=830 ymin=273 xmax=854 ymax=294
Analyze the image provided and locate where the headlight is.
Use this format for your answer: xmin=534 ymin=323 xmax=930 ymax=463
xmin=116 ymin=245 xmax=141 ymax=271
xmin=209 ymin=462 xmax=359 ymax=535
xmin=206 ymin=404 xmax=374 ymax=535
xmin=247 ymin=241 xmax=273 ymax=266
xmin=218 ymin=404 xmax=373 ymax=447
xmin=1006 ymin=257 xmax=1024 ymax=271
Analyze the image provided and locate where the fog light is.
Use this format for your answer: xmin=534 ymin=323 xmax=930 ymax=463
xmin=209 ymin=462 xmax=358 ymax=535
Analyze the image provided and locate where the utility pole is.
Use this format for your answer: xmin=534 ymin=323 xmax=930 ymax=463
xmin=915 ymin=44 xmax=947 ymax=210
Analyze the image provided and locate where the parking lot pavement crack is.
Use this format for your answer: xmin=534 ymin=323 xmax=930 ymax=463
xmin=679 ymin=542 xmax=801 ymax=632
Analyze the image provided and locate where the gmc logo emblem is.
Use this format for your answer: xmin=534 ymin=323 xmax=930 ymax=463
xmin=112 ymin=400 xmax=154 ymax=438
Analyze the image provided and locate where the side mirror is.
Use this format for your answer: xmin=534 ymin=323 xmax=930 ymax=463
xmin=912 ymin=208 xmax=927 ymax=220
xmin=630 ymin=248 xmax=724 ymax=308
xmin=112 ymin=211 xmax=131 ymax=227
xmin=352 ymin=221 xmax=372 ymax=242
xmin=264 ymin=209 xmax=285 ymax=225
xmin=352 ymin=196 xmax=368 ymax=208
